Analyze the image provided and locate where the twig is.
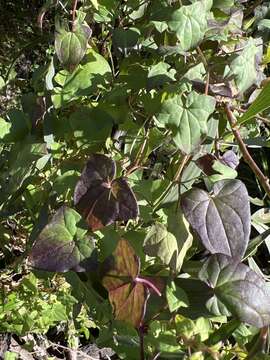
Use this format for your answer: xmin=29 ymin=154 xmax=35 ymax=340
xmin=139 ymin=326 xmax=145 ymax=360
xmin=49 ymin=341 xmax=100 ymax=360
xmin=72 ymin=0 xmax=78 ymax=31
xmin=225 ymin=103 xmax=270 ymax=198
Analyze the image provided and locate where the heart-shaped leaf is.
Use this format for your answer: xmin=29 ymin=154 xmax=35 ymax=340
xmin=199 ymin=254 xmax=270 ymax=328
xmin=28 ymin=206 xmax=96 ymax=272
xmin=156 ymin=92 xmax=216 ymax=154
xmin=55 ymin=19 xmax=92 ymax=72
xmin=74 ymin=153 xmax=138 ymax=231
xmin=181 ymin=179 xmax=250 ymax=259
xmin=102 ymin=239 xmax=146 ymax=328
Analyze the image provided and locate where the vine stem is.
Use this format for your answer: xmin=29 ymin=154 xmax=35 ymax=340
xmin=135 ymin=277 xmax=162 ymax=297
xmin=153 ymin=154 xmax=190 ymax=211
xmin=72 ymin=0 xmax=78 ymax=31
xmin=225 ymin=103 xmax=270 ymax=198
xmin=139 ymin=326 xmax=145 ymax=360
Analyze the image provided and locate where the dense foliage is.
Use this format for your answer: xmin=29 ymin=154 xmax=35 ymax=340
xmin=2 ymin=0 xmax=270 ymax=359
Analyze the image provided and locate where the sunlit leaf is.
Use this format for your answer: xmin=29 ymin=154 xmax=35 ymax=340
xmin=74 ymin=154 xmax=138 ymax=231
xmin=181 ymin=179 xmax=250 ymax=259
xmin=156 ymin=92 xmax=216 ymax=154
xmin=29 ymin=206 xmax=96 ymax=272
xmin=102 ymin=239 xmax=145 ymax=328
xmin=168 ymin=0 xmax=212 ymax=51
xmin=199 ymin=254 xmax=270 ymax=328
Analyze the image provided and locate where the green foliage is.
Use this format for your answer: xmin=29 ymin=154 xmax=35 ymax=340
xmin=2 ymin=0 xmax=270 ymax=358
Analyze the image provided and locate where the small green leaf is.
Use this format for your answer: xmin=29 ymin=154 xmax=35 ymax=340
xmin=156 ymin=92 xmax=216 ymax=153
xmin=238 ymin=82 xmax=270 ymax=125
xmin=143 ymin=211 xmax=193 ymax=273
xmin=166 ymin=281 xmax=189 ymax=312
xmin=29 ymin=206 xmax=96 ymax=272
xmin=199 ymin=254 xmax=270 ymax=328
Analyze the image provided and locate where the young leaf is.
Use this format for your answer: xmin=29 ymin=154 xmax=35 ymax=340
xmin=166 ymin=281 xmax=189 ymax=313
xmin=155 ymin=92 xmax=216 ymax=154
xmin=74 ymin=154 xmax=138 ymax=231
xmin=55 ymin=19 xmax=92 ymax=72
xmin=28 ymin=206 xmax=96 ymax=272
xmin=102 ymin=239 xmax=146 ymax=328
xmin=199 ymin=254 xmax=270 ymax=328
xmin=143 ymin=213 xmax=193 ymax=273
xmin=181 ymin=179 xmax=250 ymax=259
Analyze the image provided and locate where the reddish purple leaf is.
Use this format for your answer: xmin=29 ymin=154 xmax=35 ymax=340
xmin=102 ymin=239 xmax=146 ymax=328
xmin=74 ymin=154 xmax=138 ymax=231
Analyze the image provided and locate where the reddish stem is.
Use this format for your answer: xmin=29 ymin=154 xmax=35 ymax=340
xmin=135 ymin=277 xmax=162 ymax=297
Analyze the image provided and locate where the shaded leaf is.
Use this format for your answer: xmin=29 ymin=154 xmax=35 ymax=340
xmin=181 ymin=179 xmax=250 ymax=259
xmin=29 ymin=206 xmax=96 ymax=272
xmin=74 ymin=154 xmax=138 ymax=231
xmin=199 ymin=254 xmax=270 ymax=328
xmin=102 ymin=239 xmax=145 ymax=328
xmin=156 ymin=92 xmax=216 ymax=153
xmin=238 ymin=82 xmax=270 ymax=125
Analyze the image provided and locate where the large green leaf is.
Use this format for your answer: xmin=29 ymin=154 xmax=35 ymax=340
xmin=155 ymin=92 xmax=216 ymax=153
xmin=199 ymin=254 xmax=270 ymax=328
xmin=181 ymin=179 xmax=250 ymax=259
xmin=29 ymin=206 xmax=96 ymax=272
xmin=226 ymin=38 xmax=259 ymax=93
xmin=238 ymin=82 xmax=270 ymax=125
xmin=168 ymin=0 xmax=212 ymax=51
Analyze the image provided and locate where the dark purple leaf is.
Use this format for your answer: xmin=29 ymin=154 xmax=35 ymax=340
xmin=74 ymin=154 xmax=138 ymax=231
xmin=181 ymin=179 xmax=250 ymax=259
xmin=28 ymin=206 xmax=96 ymax=272
xmin=199 ymin=254 xmax=270 ymax=328
xmin=221 ymin=150 xmax=239 ymax=169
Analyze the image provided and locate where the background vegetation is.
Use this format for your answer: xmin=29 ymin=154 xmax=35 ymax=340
xmin=2 ymin=0 xmax=270 ymax=359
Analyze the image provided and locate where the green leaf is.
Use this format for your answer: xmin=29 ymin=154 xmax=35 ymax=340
xmin=143 ymin=211 xmax=193 ymax=273
xmin=156 ymin=92 xmax=216 ymax=153
xmin=113 ymin=27 xmax=140 ymax=50
xmin=166 ymin=281 xmax=189 ymax=312
xmin=52 ymin=49 xmax=111 ymax=107
xmin=199 ymin=254 xmax=270 ymax=328
xmin=226 ymin=38 xmax=259 ymax=93
xmin=181 ymin=179 xmax=250 ymax=259
xmin=238 ymin=82 xmax=270 ymax=125
xmin=29 ymin=206 xmax=96 ymax=272
xmin=147 ymin=62 xmax=176 ymax=90
xmin=55 ymin=19 xmax=92 ymax=72
xmin=168 ymin=0 xmax=212 ymax=51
